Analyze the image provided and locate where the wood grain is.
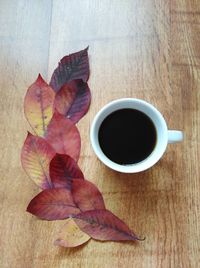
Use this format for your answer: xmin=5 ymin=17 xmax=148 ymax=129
xmin=0 ymin=0 xmax=199 ymax=267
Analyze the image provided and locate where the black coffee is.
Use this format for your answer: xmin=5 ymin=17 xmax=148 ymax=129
xmin=98 ymin=109 xmax=156 ymax=165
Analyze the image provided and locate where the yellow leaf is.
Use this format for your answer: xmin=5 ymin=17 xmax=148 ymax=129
xmin=54 ymin=218 xmax=90 ymax=248
xmin=24 ymin=74 xmax=55 ymax=136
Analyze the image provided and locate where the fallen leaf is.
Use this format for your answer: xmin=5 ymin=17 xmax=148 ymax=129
xmin=73 ymin=209 xmax=143 ymax=241
xmin=50 ymin=47 xmax=89 ymax=92
xmin=54 ymin=218 xmax=90 ymax=248
xmin=21 ymin=132 xmax=55 ymax=189
xmin=24 ymin=74 xmax=55 ymax=136
xmin=45 ymin=111 xmax=81 ymax=161
xmin=22 ymin=49 xmax=145 ymax=247
xmin=72 ymin=179 xmax=105 ymax=211
xmin=50 ymin=154 xmax=84 ymax=189
xmin=27 ymin=188 xmax=80 ymax=220
xmin=54 ymin=79 xmax=91 ymax=123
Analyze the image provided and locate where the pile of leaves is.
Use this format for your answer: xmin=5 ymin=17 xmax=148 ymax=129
xmin=21 ymin=47 xmax=143 ymax=247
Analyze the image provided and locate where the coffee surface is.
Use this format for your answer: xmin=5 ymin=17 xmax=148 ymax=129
xmin=98 ymin=109 xmax=157 ymax=164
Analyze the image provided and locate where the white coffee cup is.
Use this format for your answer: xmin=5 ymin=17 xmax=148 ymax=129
xmin=90 ymin=98 xmax=183 ymax=173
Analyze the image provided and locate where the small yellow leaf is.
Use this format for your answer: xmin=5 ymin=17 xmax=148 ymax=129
xmin=54 ymin=218 xmax=90 ymax=248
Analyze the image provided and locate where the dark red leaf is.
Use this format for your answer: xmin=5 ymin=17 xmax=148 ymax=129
xmin=54 ymin=79 xmax=91 ymax=123
xmin=73 ymin=209 xmax=143 ymax=241
xmin=72 ymin=179 xmax=105 ymax=211
xmin=45 ymin=111 xmax=81 ymax=161
xmin=50 ymin=154 xmax=84 ymax=189
xmin=21 ymin=132 xmax=55 ymax=189
xmin=50 ymin=47 xmax=89 ymax=92
xmin=27 ymin=188 xmax=80 ymax=220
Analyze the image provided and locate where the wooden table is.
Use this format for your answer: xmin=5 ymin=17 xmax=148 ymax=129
xmin=0 ymin=1 xmax=199 ymax=267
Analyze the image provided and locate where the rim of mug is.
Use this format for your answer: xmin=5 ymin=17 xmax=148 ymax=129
xmin=90 ymin=98 xmax=168 ymax=173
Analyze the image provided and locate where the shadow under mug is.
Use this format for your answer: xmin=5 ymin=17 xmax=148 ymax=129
xmin=90 ymin=98 xmax=183 ymax=173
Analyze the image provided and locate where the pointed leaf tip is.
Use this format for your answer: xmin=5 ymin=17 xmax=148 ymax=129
xmin=50 ymin=48 xmax=90 ymax=92
xmin=73 ymin=209 xmax=142 ymax=242
xmin=27 ymin=131 xmax=32 ymax=137
xmin=36 ymin=74 xmax=46 ymax=85
xmin=37 ymin=73 xmax=43 ymax=80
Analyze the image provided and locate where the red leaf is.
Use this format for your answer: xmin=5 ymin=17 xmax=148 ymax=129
xmin=72 ymin=179 xmax=105 ymax=211
xmin=54 ymin=218 xmax=90 ymax=248
xmin=54 ymin=79 xmax=91 ymax=123
xmin=27 ymin=188 xmax=80 ymax=220
xmin=50 ymin=47 xmax=89 ymax=92
xmin=50 ymin=154 xmax=84 ymax=189
xmin=21 ymin=132 xmax=55 ymax=189
xmin=45 ymin=111 xmax=81 ymax=161
xmin=24 ymin=74 xmax=55 ymax=136
xmin=73 ymin=209 xmax=142 ymax=241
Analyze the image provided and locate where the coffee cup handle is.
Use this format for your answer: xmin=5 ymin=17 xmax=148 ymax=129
xmin=168 ymin=130 xmax=183 ymax=144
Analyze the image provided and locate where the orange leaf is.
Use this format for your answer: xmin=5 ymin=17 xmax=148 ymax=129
xmin=54 ymin=218 xmax=90 ymax=248
xmin=24 ymin=74 xmax=55 ymax=136
xmin=21 ymin=132 xmax=55 ymax=189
